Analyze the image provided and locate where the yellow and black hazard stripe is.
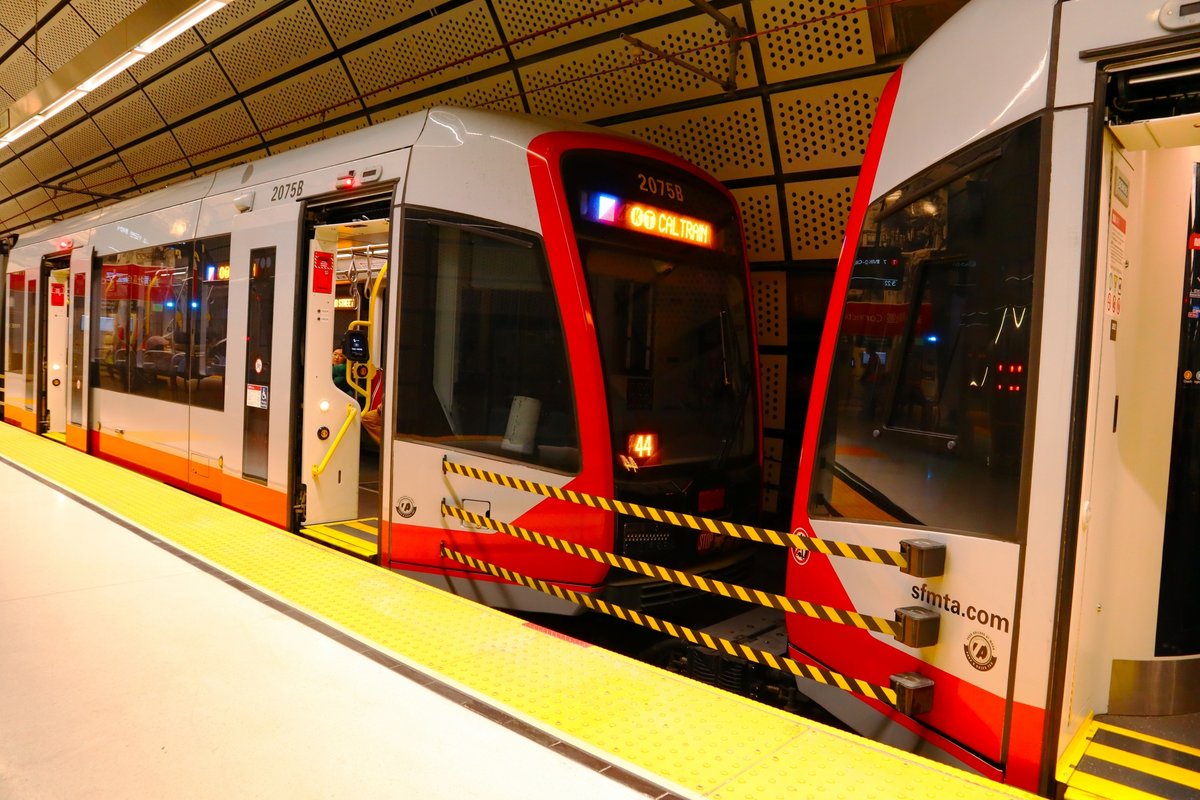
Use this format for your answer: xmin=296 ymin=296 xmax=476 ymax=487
xmin=442 ymin=501 xmax=903 ymax=639
xmin=442 ymin=457 xmax=907 ymax=569
xmin=440 ymin=545 xmax=902 ymax=710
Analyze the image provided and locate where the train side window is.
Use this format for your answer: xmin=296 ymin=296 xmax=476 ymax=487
xmin=395 ymin=211 xmax=580 ymax=473
xmin=809 ymin=118 xmax=1042 ymax=538
xmin=95 ymin=244 xmax=193 ymax=403
xmin=193 ymin=235 xmax=230 ymax=411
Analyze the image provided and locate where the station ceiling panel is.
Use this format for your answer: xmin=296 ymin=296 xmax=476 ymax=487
xmin=0 ymin=0 xmax=967 ymax=267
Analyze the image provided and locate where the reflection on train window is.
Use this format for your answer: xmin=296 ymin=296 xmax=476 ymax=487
xmin=7 ymin=272 xmax=26 ymax=374
xmin=810 ymin=118 xmax=1041 ymax=539
xmin=582 ymin=245 xmax=756 ymax=468
xmin=90 ymin=235 xmax=230 ymax=409
xmin=395 ymin=212 xmax=580 ymax=473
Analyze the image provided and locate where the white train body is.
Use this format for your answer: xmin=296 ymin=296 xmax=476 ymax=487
xmin=787 ymin=0 xmax=1200 ymax=793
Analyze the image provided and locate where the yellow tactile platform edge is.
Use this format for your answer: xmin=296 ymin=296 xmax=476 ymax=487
xmin=0 ymin=425 xmax=1035 ymax=800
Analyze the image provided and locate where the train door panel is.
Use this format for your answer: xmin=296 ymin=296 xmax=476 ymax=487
xmin=295 ymin=189 xmax=399 ymax=539
xmin=1065 ymin=128 xmax=1200 ymax=727
xmin=384 ymin=209 xmax=600 ymax=600
xmin=66 ymin=246 xmax=91 ymax=451
xmin=39 ymin=258 xmax=70 ymax=438
xmin=225 ymin=203 xmax=302 ymax=526
xmin=5 ymin=268 xmax=38 ymax=430
xmin=299 ymin=228 xmax=364 ymax=525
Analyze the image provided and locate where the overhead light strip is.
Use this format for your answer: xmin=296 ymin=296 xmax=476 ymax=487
xmin=1 ymin=0 xmax=228 ymax=146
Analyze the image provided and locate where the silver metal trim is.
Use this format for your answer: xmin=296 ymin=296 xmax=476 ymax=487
xmin=1108 ymin=655 xmax=1200 ymax=715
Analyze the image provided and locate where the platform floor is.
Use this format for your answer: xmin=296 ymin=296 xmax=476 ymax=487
xmin=0 ymin=424 xmax=1034 ymax=799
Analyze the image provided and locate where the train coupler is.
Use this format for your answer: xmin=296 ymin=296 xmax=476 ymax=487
xmin=890 ymin=672 xmax=934 ymax=716
xmin=899 ymin=539 xmax=946 ymax=578
xmin=894 ymin=606 xmax=940 ymax=647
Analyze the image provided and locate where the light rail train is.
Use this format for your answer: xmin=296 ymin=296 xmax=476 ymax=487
xmin=784 ymin=0 xmax=1200 ymax=793
xmin=1 ymin=107 xmax=762 ymax=614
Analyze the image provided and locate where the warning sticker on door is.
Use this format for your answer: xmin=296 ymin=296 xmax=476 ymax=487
xmin=312 ymin=251 xmax=334 ymax=294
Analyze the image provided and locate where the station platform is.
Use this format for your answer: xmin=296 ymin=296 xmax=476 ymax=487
xmin=0 ymin=424 xmax=1035 ymax=799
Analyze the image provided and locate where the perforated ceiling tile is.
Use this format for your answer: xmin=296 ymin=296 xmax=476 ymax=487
xmin=731 ymin=185 xmax=783 ymax=262
xmin=754 ymin=0 xmax=875 ymax=83
xmin=213 ymin=2 xmax=332 ymax=93
xmin=371 ymin=73 xmax=525 ymax=121
xmin=785 ymin=175 xmax=855 ymax=260
xmin=35 ymin=7 xmax=96 ymax=74
xmin=0 ymin=4 xmax=34 ymax=38
xmin=121 ymin=131 xmax=189 ymax=186
xmin=22 ymin=140 xmax=72 ymax=185
xmin=760 ymin=353 xmax=786 ymax=429
xmin=0 ymin=160 xmax=36 ymax=198
xmin=51 ymin=118 xmax=111 ymax=167
xmin=522 ymin=16 xmax=753 ymax=121
xmin=344 ymin=4 xmax=505 ymax=106
xmin=772 ymin=73 xmax=888 ymax=172
xmin=0 ymin=46 xmax=38 ymax=102
xmin=266 ymin=118 xmax=370 ymax=156
xmin=93 ymin=90 xmax=162 ymax=149
xmin=245 ymin=60 xmax=359 ymax=142
xmin=175 ymin=103 xmax=259 ymax=164
xmin=493 ymin=0 xmax=690 ymax=58
xmin=309 ymin=0 xmax=440 ymax=48
xmin=751 ymin=271 xmax=787 ymax=346
xmin=195 ymin=0 xmax=281 ymax=43
xmin=144 ymin=52 xmax=233 ymax=124
xmin=15 ymin=186 xmax=58 ymax=217
xmin=610 ymin=99 xmax=772 ymax=182
xmin=72 ymin=0 xmax=146 ymax=37
xmin=129 ymin=30 xmax=204 ymax=82
xmin=80 ymin=160 xmax=135 ymax=197
xmin=0 ymin=200 xmax=30 ymax=229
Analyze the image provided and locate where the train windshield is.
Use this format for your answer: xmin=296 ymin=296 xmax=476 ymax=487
xmin=563 ymin=151 xmax=755 ymax=472
xmin=809 ymin=119 xmax=1042 ymax=538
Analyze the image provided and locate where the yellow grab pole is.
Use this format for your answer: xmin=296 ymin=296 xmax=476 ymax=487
xmin=312 ymin=403 xmax=359 ymax=477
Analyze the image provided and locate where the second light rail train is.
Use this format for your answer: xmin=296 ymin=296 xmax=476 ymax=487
xmin=1 ymin=106 xmax=762 ymax=615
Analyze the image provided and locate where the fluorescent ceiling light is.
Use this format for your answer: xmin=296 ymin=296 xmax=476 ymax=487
xmin=40 ymin=90 xmax=87 ymax=121
xmin=1 ymin=0 xmax=229 ymax=148
xmin=78 ymin=51 xmax=147 ymax=92
xmin=1 ymin=115 xmax=45 ymax=144
xmin=135 ymin=0 xmax=227 ymax=54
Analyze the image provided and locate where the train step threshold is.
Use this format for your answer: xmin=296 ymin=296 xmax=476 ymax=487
xmin=1057 ymin=713 xmax=1200 ymax=799
xmin=300 ymin=517 xmax=379 ymax=559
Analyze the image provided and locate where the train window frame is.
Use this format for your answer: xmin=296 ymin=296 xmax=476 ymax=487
xmin=393 ymin=208 xmax=581 ymax=474
xmin=808 ymin=117 xmax=1043 ymax=540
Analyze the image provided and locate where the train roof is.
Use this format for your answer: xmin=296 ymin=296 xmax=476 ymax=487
xmin=12 ymin=106 xmax=606 ymax=250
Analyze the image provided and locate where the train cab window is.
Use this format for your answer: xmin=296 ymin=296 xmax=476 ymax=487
xmin=395 ymin=211 xmax=580 ymax=473
xmin=809 ymin=118 xmax=1041 ymax=538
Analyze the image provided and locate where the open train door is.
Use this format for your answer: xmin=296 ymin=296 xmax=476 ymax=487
xmin=36 ymin=253 xmax=70 ymax=440
xmin=295 ymin=187 xmax=397 ymax=559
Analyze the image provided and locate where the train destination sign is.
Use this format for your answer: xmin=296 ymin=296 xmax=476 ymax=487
xmin=584 ymin=193 xmax=715 ymax=249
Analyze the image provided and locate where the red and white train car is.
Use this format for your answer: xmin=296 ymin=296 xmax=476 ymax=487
xmin=786 ymin=0 xmax=1200 ymax=792
xmin=3 ymin=107 xmax=762 ymax=614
